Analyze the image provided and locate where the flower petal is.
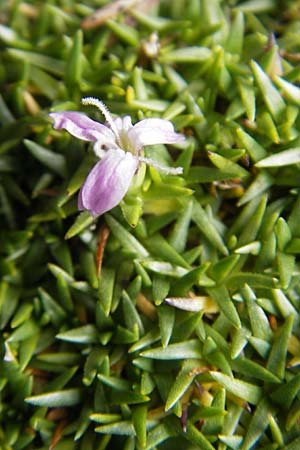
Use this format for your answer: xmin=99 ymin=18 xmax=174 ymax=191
xmin=130 ymin=118 xmax=185 ymax=146
xmin=49 ymin=112 xmax=115 ymax=143
xmin=78 ymin=148 xmax=138 ymax=217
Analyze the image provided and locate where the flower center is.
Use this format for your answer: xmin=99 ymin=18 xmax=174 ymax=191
xmin=117 ymin=129 xmax=136 ymax=154
xmin=82 ymin=97 xmax=142 ymax=157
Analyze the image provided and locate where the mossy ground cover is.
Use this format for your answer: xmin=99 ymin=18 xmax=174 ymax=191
xmin=1 ymin=0 xmax=300 ymax=449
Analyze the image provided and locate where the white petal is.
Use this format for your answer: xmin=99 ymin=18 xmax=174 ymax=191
xmin=130 ymin=118 xmax=185 ymax=146
xmin=113 ymin=116 xmax=133 ymax=133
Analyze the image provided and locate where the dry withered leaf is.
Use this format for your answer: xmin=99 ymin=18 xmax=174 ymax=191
xmin=81 ymin=0 xmax=142 ymax=29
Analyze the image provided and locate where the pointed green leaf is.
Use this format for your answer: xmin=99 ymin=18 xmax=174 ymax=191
xmin=65 ymin=211 xmax=95 ymax=239
xmin=192 ymin=201 xmax=228 ymax=255
xmin=256 ymin=147 xmax=300 ymax=168
xmin=106 ymin=214 xmax=149 ymax=258
xmin=210 ymin=371 xmax=262 ymax=404
xmin=141 ymin=339 xmax=202 ymax=360
xmin=207 ymin=286 xmax=241 ymax=328
xmin=26 ymin=388 xmax=82 ymax=407
xmin=56 ymin=325 xmax=99 ymax=344
xmin=24 ymin=139 xmax=67 ymax=177
xmin=267 ymin=314 xmax=294 ymax=379
xmin=251 ymin=60 xmax=285 ymax=120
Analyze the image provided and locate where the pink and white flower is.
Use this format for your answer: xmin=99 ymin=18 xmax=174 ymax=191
xmin=50 ymin=98 xmax=185 ymax=217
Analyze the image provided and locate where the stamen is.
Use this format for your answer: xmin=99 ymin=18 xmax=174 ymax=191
xmin=81 ymin=97 xmax=122 ymax=146
xmin=139 ymin=156 xmax=183 ymax=175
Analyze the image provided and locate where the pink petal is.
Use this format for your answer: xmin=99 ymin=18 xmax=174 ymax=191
xmin=49 ymin=112 xmax=115 ymax=143
xmin=78 ymin=148 xmax=138 ymax=217
xmin=130 ymin=118 xmax=185 ymax=146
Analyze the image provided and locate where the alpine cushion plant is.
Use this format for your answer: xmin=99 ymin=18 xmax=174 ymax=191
xmin=49 ymin=97 xmax=185 ymax=217
xmin=5 ymin=0 xmax=300 ymax=448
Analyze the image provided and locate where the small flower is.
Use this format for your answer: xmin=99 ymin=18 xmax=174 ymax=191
xmin=49 ymin=97 xmax=185 ymax=217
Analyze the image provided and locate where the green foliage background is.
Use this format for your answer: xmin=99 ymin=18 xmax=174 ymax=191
xmin=1 ymin=0 xmax=300 ymax=448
